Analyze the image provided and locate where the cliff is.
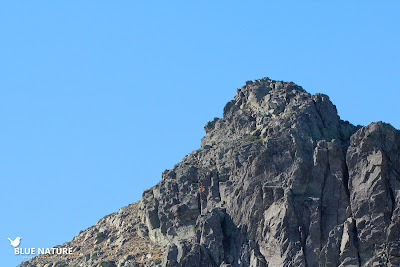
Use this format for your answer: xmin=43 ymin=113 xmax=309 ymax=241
xmin=21 ymin=78 xmax=400 ymax=266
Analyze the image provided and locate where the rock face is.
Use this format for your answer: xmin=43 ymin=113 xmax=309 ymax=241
xmin=346 ymin=123 xmax=400 ymax=266
xmin=21 ymin=78 xmax=400 ymax=267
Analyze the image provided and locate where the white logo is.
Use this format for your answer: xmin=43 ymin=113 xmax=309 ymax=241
xmin=8 ymin=237 xmax=22 ymax=248
xmin=8 ymin=236 xmax=73 ymax=256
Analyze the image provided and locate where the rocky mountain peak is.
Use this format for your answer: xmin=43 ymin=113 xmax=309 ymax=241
xmin=220 ymin=78 xmax=308 ymax=122
xmin=204 ymin=78 xmax=353 ymax=151
xmin=21 ymin=78 xmax=400 ymax=267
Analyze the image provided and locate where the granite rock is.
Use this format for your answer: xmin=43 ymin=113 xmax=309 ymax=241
xmin=21 ymin=78 xmax=400 ymax=267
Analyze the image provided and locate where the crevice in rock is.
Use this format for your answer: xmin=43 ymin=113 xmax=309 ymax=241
xmin=312 ymin=99 xmax=327 ymax=130
xmin=342 ymin=158 xmax=351 ymax=201
xmin=197 ymin=192 xmax=202 ymax=213
xmin=383 ymin=154 xmax=396 ymax=225
xmin=387 ymin=181 xmax=395 ymax=222
xmin=319 ymin=147 xmax=330 ymax=245
xmin=221 ymin=213 xmax=239 ymax=265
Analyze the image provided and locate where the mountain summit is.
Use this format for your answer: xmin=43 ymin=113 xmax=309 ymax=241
xmin=21 ymin=78 xmax=400 ymax=267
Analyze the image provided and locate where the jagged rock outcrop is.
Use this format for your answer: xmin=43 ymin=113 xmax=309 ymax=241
xmin=346 ymin=123 xmax=400 ymax=266
xmin=21 ymin=78 xmax=400 ymax=267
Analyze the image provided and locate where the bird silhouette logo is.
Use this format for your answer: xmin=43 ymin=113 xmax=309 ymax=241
xmin=8 ymin=237 xmax=22 ymax=248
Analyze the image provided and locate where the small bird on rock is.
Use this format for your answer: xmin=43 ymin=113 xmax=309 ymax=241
xmin=8 ymin=237 xmax=22 ymax=248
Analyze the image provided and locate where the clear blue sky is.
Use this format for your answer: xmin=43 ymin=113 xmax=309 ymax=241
xmin=1 ymin=1 xmax=399 ymax=266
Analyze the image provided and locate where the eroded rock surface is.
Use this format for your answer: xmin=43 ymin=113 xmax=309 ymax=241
xmin=21 ymin=78 xmax=400 ymax=267
xmin=19 ymin=203 xmax=164 ymax=267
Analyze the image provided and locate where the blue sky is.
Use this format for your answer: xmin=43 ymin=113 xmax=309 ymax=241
xmin=1 ymin=1 xmax=399 ymax=266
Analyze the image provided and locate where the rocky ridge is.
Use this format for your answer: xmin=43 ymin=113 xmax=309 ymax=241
xmin=21 ymin=78 xmax=400 ymax=266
